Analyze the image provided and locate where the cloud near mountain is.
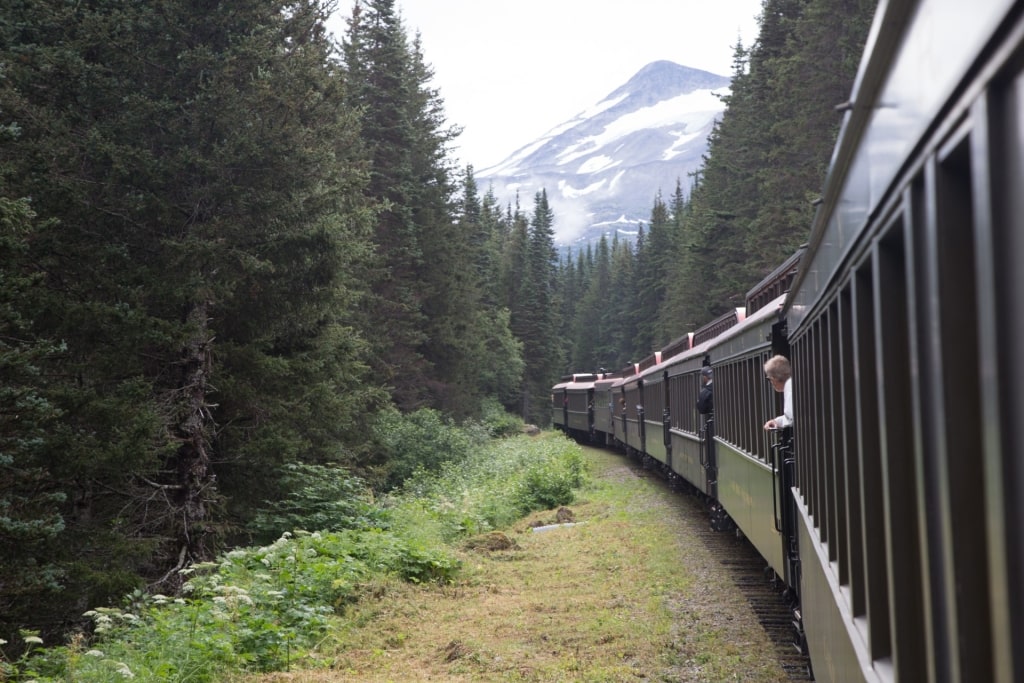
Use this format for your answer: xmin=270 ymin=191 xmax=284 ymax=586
xmin=477 ymin=61 xmax=731 ymax=247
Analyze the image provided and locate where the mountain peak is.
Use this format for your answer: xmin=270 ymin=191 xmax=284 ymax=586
xmin=478 ymin=61 xmax=731 ymax=246
xmin=613 ymin=60 xmax=732 ymax=98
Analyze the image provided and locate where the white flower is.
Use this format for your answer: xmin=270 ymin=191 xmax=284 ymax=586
xmin=114 ymin=661 xmax=135 ymax=678
xmin=24 ymin=635 xmax=44 ymax=645
xmin=85 ymin=649 xmax=105 ymax=657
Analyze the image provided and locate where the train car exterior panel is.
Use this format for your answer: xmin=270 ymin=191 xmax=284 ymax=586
xmin=715 ymin=442 xmax=785 ymax=576
xmin=798 ymin=505 xmax=878 ymax=683
xmin=667 ymin=430 xmax=707 ymax=491
xmin=564 ymin=382 xmax=592 ymax=435
xmin=551 ymin=383 xmax=568 ymax=429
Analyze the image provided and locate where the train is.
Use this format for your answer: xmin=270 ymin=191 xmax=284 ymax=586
xmin=551 ymin=0 xmax=1024 ymax=681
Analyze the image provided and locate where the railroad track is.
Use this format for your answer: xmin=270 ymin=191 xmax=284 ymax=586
xmin=650 ymin=457 xmax=815 ymax=681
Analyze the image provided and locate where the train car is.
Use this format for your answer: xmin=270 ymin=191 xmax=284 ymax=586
xmin=564 ymin=374 xmax=596 ymax=439
xmin=700 ymin=296 xmax=793 ymax=583
xmin=663 ymin=339 xmax=715 ymax=497
xmin=550 ymin=379 xmax=569 ymax=431
xmin=551 ymin=2 xmax=1024 ymax=681
xmin=782 ymin=0 xmax=1024 ymax=681
xmin=589 ymin=375 xmax=614 ymax=445
xmin=552 ymin=373 xmax=599 ymax=439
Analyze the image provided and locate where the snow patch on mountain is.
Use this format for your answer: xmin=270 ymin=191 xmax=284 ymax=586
xmin=477 ymin=61 xmax=730 ymax=246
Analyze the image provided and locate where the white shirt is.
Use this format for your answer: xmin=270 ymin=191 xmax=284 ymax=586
xmin=776 ymin=378 xmax=793 ymax=428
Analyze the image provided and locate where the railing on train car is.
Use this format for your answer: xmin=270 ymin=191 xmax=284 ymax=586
xmin=745 ymin=248 xmax=804 ymax=315
xmin=667 ymin=371 xmax=702 ymax=435
xmin=714 ymin=354 xmax=775 ymax=462
xmin=636 ymin=351 xmax=662 ymax=373
xmin=691 ymin=309 xmax=745 ymax=347
xmin=660 ymin=333 xmax=692 ymax=364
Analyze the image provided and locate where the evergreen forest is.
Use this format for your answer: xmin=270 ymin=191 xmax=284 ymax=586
xmin=0 ymin=0 xmax=875 ymax=661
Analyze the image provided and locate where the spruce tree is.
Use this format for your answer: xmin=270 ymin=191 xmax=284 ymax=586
xmin=0 ymin=0 xmax=377 ymax=636
xmin=512 ymin=190 xmax=561 ymax=423
xmin=342 ymin=0 xmax=432 ymax=409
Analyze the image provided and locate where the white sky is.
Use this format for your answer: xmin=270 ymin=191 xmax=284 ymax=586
xmin=331 ymin=0 xmax=764 ymax=170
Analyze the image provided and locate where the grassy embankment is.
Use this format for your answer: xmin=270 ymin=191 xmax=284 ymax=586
xmin=240 ymin=444 xmax=788 ymax=682
xmin=4 ymin=429 xmax=787 ymax=682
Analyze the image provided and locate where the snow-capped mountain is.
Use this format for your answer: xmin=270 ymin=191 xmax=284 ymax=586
xmin=477 ymin=61 xmax=730 ymax=247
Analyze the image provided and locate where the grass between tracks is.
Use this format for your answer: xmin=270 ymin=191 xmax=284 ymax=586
xmin=237 ymin=445 xmax=787 ymax=683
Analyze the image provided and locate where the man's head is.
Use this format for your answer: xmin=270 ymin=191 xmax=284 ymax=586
xmin=764 ymin=355 xmax=791 ymax=392
xmin=701 ymin=366 xmax=712 ymax=383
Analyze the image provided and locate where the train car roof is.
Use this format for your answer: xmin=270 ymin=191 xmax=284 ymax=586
xmin=640 ymin=293 xmax=786 ymax=379
xmin=785 ymin=0 xmax=1020 ymax=333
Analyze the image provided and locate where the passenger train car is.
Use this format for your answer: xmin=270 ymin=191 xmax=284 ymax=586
xmin=552 ymin=1 xmax=1024 ymax=680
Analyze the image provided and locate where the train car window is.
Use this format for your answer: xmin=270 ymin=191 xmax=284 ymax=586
xmin=683 ymin=371 xmax=700 ymax=433
xmin=643 ymin=377 xmax=664 ymax=420
xmin=624 ymin=384 xmax=641 ymax=421
xmin=758 ymin=351 xmax=773 ymax=460
xmin=875 ymin=216 xmax=925 ymax=673
xmin=722 ymin=362 xmax=735 ymax=449
xmin=743 ymin=357 xmax=756 ymax=458
xmin=922 ymin=127 xmax=990 ymax=677
xmin=710 ymin=357 xmax=772 ymax=461
xmin=851 ymin=258 xmax=889 ymax=657
xmin=826 ymin=301 xmax=846 ymax=567
xmin=749 ymin=356 xmax=766 ymax=460
xmin=808 ymin=318 xmax=822 ymax=523
xmin=976 ymin=64 xmax=1024 ymax=681
xmin=837 ymin=286 xmax=860 ymax=597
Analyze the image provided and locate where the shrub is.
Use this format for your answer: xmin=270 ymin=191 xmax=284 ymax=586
xmin=479 ymin=397 xmax=524 ymax=437
xmin=391 ymin=433 xmax=589 ymax=542
xmin=373 ymin=408 xmax=482 ymax=490
xmin=247 ymin=463 xmax=387 ymax=543
xmin=9 ymin=530 xmax=460 ymax=681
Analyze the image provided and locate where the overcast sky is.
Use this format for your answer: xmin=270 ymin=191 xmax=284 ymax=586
xmin=331 ymin=1 xmax=764 ymax=170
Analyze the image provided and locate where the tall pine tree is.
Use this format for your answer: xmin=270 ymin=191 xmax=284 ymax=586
xmin=0 ymin=0 xmax=378 ymax=639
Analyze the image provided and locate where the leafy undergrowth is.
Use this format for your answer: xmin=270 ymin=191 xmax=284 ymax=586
xmin=5 ymin=436 xmax=789 ymax=682
xmin=2 ymin=431 xmax=587 ymax=682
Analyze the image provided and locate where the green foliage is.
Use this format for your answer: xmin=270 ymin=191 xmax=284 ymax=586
xmin=478 ymin=397 xmax=525 ymax=438
xmin=393 ymin=434 xmax=589 ymax=541
xmin=247 ymin=463 xmax=389 ymax=543
xmin=0 ymin=0 xmax=380 ymax=643
xmin=373 ymin=407 xmax=485 ymax=490
xmin=3 ymin=428 xmax=585 ymax=681
xmin=6 ymin=529 xmax=460 ymax=681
